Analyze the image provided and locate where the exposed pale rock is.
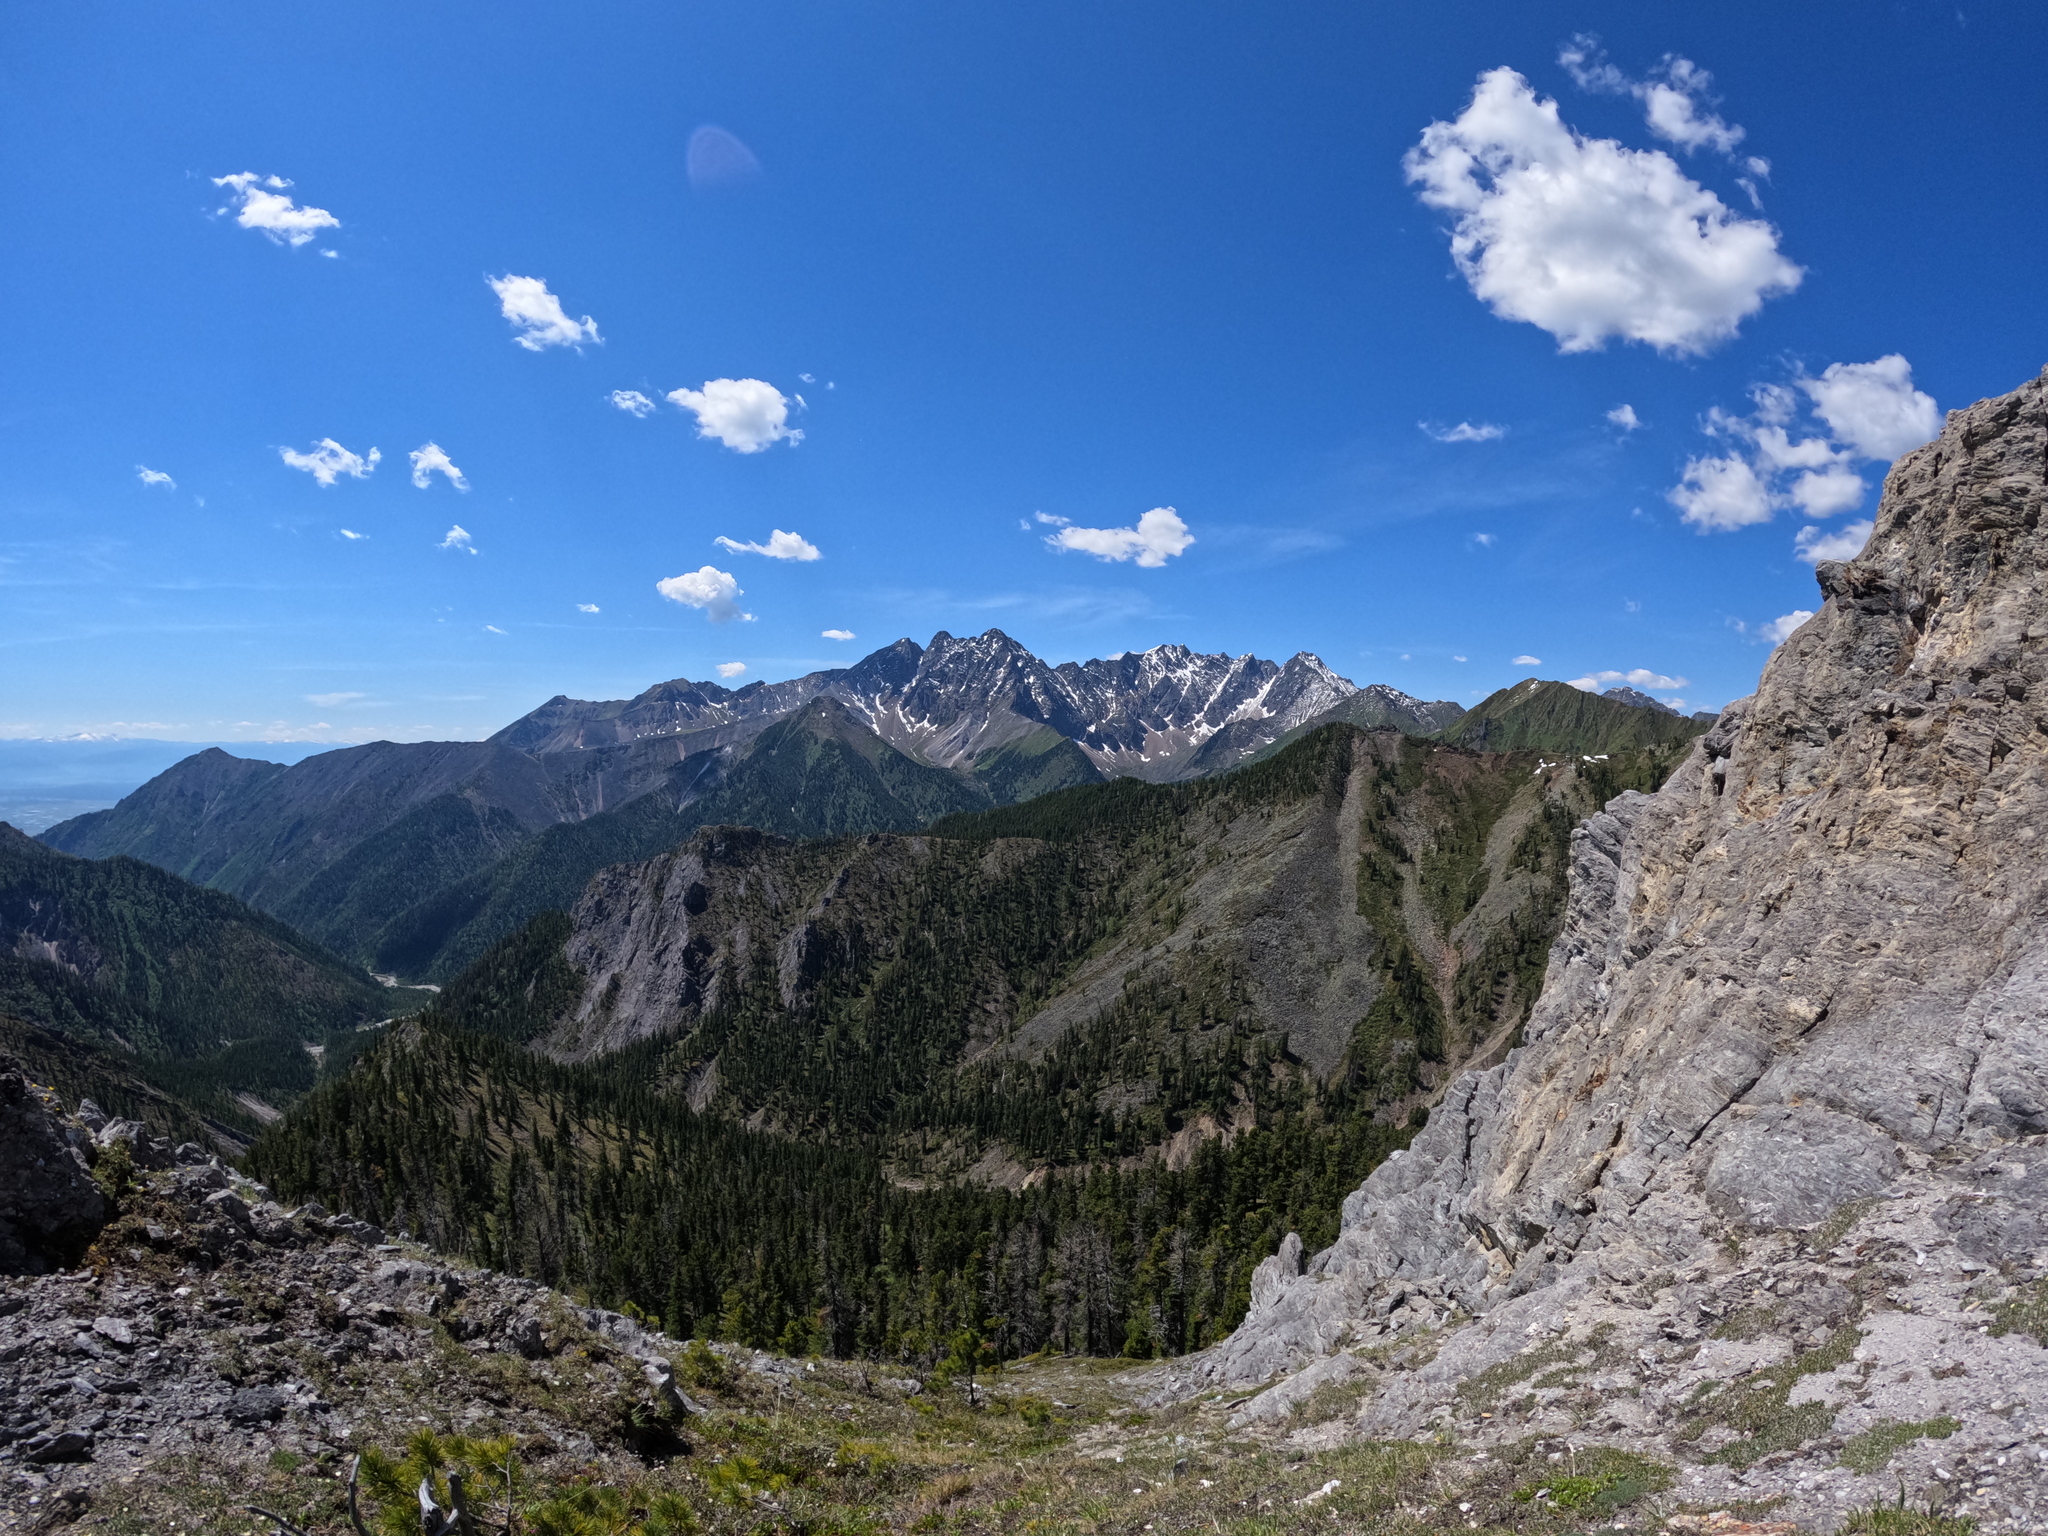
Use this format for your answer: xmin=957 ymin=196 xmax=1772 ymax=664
xmin=1153 ymin=369 xmax=2048 ymax=1531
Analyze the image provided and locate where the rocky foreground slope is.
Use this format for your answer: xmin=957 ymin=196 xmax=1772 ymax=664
xmin=1149 ymin=372 xmax=2048 ymax=1528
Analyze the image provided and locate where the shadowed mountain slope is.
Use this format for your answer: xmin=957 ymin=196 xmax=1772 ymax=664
xmin=0 ymin=822 xmax=413 ymax=1135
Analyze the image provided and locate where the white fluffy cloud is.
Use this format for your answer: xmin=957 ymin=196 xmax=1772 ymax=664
xmin=656 ymin=566 xmax=751 ymax=622
xmin=715 ymin=529 xmax=821 ymax=561
xmin=1565 ymin=667 xmax=1690 ymax=692
xmin=1607 ymin=404 xmax=1642 ymax=432
xmin=666 ymin=379 xmax=802 ymax=452
xmin=1422 ymin=420 xmax=1505 ymax=442
xmin=1042 ymin=507 xmax=1194 ymax=568
xmin=1671 ymin=358 xmax=1937 ymax=536
xmin=1669 ymin=452 xmax=1773 ymax=531
xmin=136 ymin=466 xmax=175 ymax=489
xmin=408 ymin=442 xmax=468 ymax=491
xmin=821 ymin=628 xmax=856 ymax=641
xmin=1403 ymin=67 xmax=1800 ymax=355
xmin=715 ymin=662 xmax=748 ymax=679
xmin=1512 ymin=655 xmax=1543 ymax=666
xmin=576 ymin=603 xmax=600 ymax=613
xmin=339 ymin=529 xmax=366 ymax=541
xmin=280 ymin=439 xmax=379 ymax=487
xmin=1758 ymin=610 xmax=1815 ymax=645
xmin=608 ymin=390 xmax=656 ymax=417
xmin=1793 ymin=519 xmax=1873 ymax=565
xmin=1801 ymin=355 xmax=1941 ymax=460
xmin=1558 ymin=39 xmax=1745 ymax=156
xmin=484 ymin=624 xmax=506 ymax=635
xmin=439 ymin=525 xmax=477 ymax=555
xmin=487 ymin=275 xmax=600 ymax=351
xmin=212 ymin=173 xmax=340 ymax=247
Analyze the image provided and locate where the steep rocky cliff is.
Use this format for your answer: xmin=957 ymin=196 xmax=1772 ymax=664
xmin=1154 ymin=370 xmax=2048 ymax=1531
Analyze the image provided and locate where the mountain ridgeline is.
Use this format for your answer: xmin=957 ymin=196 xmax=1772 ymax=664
xmin=250 ymin=722 xmax=1694 ymax=1359
xmin=40 ymin=631 xmax=1704 ymax=991
xmin=39 ymin=634 xmax=1456 ymax=981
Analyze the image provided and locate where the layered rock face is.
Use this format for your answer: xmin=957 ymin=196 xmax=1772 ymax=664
xmin=1161 ymin=371 xmax=2048 ymax=1528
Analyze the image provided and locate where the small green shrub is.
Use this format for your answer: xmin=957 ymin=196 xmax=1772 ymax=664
xmin=1513 ymin=1449 xmax=1673 ymax=1513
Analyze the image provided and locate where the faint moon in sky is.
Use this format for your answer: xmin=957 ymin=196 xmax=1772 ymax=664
xmin=687 ymin=125 xmax=762 ymax=190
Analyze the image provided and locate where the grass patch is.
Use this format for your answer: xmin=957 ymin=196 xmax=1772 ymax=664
xmin=1453 ymin=1325 xmax=1610 ymax=1409
xmin=1838 ymin=1416 xmax=1963 ymax=1475
xmin=1988 ymin=1278 xmax=2048 ymax=1347
xmin=1691 ymin=1323 xmax=1860 ymax=1468
xmin=1839 ymin=1501 xmax=1978 ymax=1535
xmin=1817 ymin=1197 xmax=1884 ymax=1249
xmin=1710 ymin=1304 xmax=1783 ymax=1343
xmin=1512 ymin=1447 xmax=1674 ymax=1515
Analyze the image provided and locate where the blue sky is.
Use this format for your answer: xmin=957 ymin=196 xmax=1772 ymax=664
xmin=3 ymin=0 xmax=2045 ymax=743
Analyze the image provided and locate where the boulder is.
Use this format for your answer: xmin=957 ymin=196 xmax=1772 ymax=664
xmin=0 ymin=1058 xmax=107 ymax=1273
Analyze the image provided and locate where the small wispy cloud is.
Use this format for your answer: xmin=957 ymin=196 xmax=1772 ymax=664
xmin=280 ymin=439 xmax=379 ymax=487
xmin=488 ymin=274 xmax=600 ymax=351
xmin=136 ymin=466 xmax=175 ymax=490
xmin=340 ymin=529 xmax=367 ymax=541
xmin=608 ymin=390 xmax=656 ymax=417
xmin=484 ymin=624 xmax=506 ymax=635
xmin=1559 ymin=37 xmax=1745 ymax=156
xmin=1793 ymin=519 xmax=1873 ymax=564
xmin=1757 ymin=610 xmax=1814 ymax=646
xmin=1422 ymin=421 xmax=1506 ymax=443
xmin=1564 ymin=667 xmax=1690 ymax=691
xmin=1512 ymin=655 xmax=1542 ymax=666
xmin=1607 ymin=404 xmax=1642 ymax=432
xmin=212 ymin=172 xmax=339 ymax=247
xmin=408 ymin=442 xmax=468 ymax=491
xmin=439 ymin=525 xmax=477 ymax=554
xmin=305 ymin=691 xmax=367 ymax=708
xmin=1043 ymin=507 xmax=1194 ymax=568
xmin=715 ymin=529 xmax=821 ymax=561
xmin=821 ymin=628 xmax=856 ymax=641
xmin=576 ymin=603 xmax=600 ymax=613
xmin=1470 ymin=532 xmax=1496 ymax=548
xmin=715 ymin=662 xmax=748 ymax=679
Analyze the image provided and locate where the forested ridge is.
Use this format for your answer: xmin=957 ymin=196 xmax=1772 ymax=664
xmin=253 ymin=724 xmax=1694 ymax=1363
xmin=0 ymin=823 xmax=414 ymax=1136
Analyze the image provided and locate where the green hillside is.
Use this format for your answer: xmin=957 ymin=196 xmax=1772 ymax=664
xmin=0 ymin=823 xmax=418 ymax=1133
xmin=1436 ymin=678 xmax=1710 ymax=754
xmin=254 ymin=724 xmax=1695 ymax=1362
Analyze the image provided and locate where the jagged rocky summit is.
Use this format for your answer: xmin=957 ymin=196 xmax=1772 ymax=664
xmin=1152 ymin=369 xmax=2048 ymax=1529
xmin=497 ymin=629 xmax=1436 ymax=781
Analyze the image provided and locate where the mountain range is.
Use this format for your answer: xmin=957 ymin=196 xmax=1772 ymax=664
xmin=47 ymin=631 xmax=1702 ymax=982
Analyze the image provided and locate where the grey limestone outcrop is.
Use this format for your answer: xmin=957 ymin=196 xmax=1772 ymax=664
xmin=1150 ymin=368 xmax=2048 ymax=1532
